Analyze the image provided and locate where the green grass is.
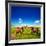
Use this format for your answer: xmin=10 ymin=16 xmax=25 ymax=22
xmin=10 ymin=26 xmax=41 ymax=40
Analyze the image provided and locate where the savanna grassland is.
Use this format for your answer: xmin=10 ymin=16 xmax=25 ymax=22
xmin=10 ymin=26 xmax=41 ymax=40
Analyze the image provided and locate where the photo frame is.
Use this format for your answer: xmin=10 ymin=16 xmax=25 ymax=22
xmin=5 ymin=0 xmax=45 ymax=46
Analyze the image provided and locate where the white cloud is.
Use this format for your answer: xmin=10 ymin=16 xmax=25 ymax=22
xmin=18 ymin=18 xmax=23 ymax=24
xmin=19 ymin=21 xmax=22 ymax=23
xmin=34 ymin=20 xmax=40 ymax=24
xmin=19 ymin=18 xmax=22 ymax=20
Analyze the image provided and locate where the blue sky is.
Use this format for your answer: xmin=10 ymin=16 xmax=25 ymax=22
xmin=11 ymin=5 xmax=41 ymax=26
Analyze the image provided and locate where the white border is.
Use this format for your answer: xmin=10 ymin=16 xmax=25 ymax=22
xmin=8 ymin=3 xmax=44 ymax=43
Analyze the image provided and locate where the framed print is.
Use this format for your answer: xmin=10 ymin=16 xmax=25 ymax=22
xmin=5 ymin=1 xmax=45 ymax=46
